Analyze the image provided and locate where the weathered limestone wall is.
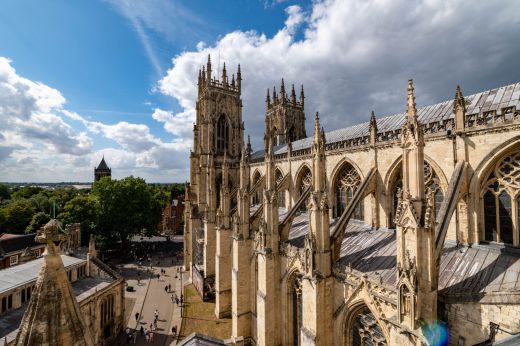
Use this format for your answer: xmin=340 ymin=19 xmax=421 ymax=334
xmin=444 ymin=302 xmax=520 ymax=346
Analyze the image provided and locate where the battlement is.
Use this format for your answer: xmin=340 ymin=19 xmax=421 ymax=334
xmin=198 ymin=54 xmax=241 ymax=96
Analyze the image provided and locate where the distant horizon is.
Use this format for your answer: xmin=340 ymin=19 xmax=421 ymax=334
xmin=0 ymin=181 xmax=187 ymax=185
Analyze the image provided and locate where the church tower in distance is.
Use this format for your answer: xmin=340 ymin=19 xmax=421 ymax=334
xmin=94 ymin=156 xmax=111 ymax=181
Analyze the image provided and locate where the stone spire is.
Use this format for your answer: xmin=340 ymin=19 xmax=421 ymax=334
xmin=266 ymin=88 xmax=271 ymax=107
xmin=236 ymin=64 xmax=242 ymax=92
xmin=221 ymin=62 xmax=227 ymax=85
xmin=300 ymin=85 xmax=305 ymax=108
xmin=290 ymin=84 xmax=296 ymax=104
xmin=312 ymin=112 xmax=326 ymax=192
xmin=206 ymin=54 xmax=212 ymax=81
xmin=406 ymin=79 xmax=418 ymax=122
xmin=369 ymin=110 xmax=378 ymax=147
xmin=15 ymin=219 xmax=95 ymax=346
xmin=280 ymin=78 xmax=286 ymax=100
xmin=454 ymin=85 xmax=466 ymax=133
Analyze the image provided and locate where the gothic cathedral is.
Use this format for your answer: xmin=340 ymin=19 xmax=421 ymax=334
xmin=185 ymin=55 xmax=520 ymax=346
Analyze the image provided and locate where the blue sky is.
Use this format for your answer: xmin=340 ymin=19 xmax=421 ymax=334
xmin=0 ymin=0 xmax=519 ymax=182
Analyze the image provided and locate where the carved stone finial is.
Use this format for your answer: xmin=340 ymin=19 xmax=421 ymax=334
xmin=407 ymin=79 xmax=417 ymax=120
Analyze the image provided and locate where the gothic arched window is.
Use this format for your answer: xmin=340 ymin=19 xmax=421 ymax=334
xmin=252 ymin=171 xmax=261 ymax=205
xmin=276 ymin=169 xmax=286 ymax=208
xmin=297 ymin=167 xmax=312 ymax=212
xmin=291 ymin=279 xmax=302 ymax=346
xmin=298 ymin=167 xmax=312 ymax=195
xmin=333 ymin=163 xmax=362 ymax=219
xmin=100 ymin=295 xmax=115 ymax=338
xmin=216 ymin=114 xmax=229 ymax=153
xmin=482 ymin=152 xmax=520 ymax=245
xmin=348 ymin=306 xmax=387 ymax=346
xmin=389 ymin=161 xmax=443 ymax=228
xmin=287 ymin=126 xmax=296 ymax=143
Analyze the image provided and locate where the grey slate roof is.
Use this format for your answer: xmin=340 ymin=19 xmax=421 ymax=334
xmin=0 ymin=255 xmax=85 ymax=294
xmin=0 ymin=233 xmax=42 ymax=258
xmin=285 ymin=216 xmax=520 ymax=301
xmin=96 ymin=157 xmax=110 ymax=170
xmin=251 ymin=82 xmax=520 ymax=161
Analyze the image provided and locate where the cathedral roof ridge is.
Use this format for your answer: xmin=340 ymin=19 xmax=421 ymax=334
xmin=250 ymin=81 xmax=520 ymax=161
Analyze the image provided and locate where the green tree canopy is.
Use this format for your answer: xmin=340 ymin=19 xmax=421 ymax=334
xmin=25 ymin=211 xmax=51 ymax=234
xmin=11 ymin=186 xmax=44 ymax=200
xmin=93 ymin=176 xmax=166 ymax=248
xmin=0 ymin=184 xmax=10 ymax=200
xmin=58 ymin=195 xmax=100 ymax=245
xmin=1 ymin=199 xmax=36 ymax=234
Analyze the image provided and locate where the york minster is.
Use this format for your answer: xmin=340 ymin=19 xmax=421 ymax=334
xmin=184 ymin=55 xmax=520 ymax=345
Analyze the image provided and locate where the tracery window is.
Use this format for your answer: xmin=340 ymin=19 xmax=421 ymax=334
xmin=390 ymin=161 xmax=444 ymax=228
xmin=297 ymin=167 xmax=312 ymax=212
xmin=334 ymin=163 xmax=362 ymax=219
xmin=287 ymin=126 xmax=296 ymax=143
xmin=350 ymin=307 xmax=387 ymax=346
xmin=482 ymin=152 xmax=520 ymax=245
xmin=276 ymin=169 xmax=286 ymax=208
xmin=215 ymin=174 xmax=232 ymax=209
xmin=100 ymin=295 xmax=115 ymax=338
xmin=291 ymin=279 xmax=303 ymax=346
xmin=216 ymin=114 xmax=229 ymax=153
xmin=298 ymin=168 xmax=312 ymax=194
xmin=252 ymin=171 xmax=261 ymax=205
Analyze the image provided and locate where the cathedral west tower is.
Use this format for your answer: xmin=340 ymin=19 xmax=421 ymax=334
xmin=185 ymin=55 xmax=244 ymax=317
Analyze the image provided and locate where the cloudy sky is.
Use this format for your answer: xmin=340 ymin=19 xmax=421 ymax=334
xmin=0 ymin=0 xmax=519 ymax=183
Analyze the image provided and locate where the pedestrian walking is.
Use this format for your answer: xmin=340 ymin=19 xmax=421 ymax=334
xmin=150 ymin=331 xmax=154 ymax=343
xmin=175 ymin=297 xmax=179 ymax=306
xmin=154 ymin=309 xmax=159 ymax=319
xmin=140 ymin=326 xmax=144 ymax=336
xmin=171 ymin=294 xmax=174 ymax=303
xmin=145 ymin=332 xmax=150 ymax=343
xmin=135 ymin=312 xmax=139 ymax=322
xmin=133 ymin=330 xmax=137 ymax=344
xmin=164 ymin=285 xmax=168 ymax=292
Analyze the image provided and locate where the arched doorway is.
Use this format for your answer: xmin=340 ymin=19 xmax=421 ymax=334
xmin=333 ymin=162 xmax=363 ymax=219
xmin=345 ymin=304 xmax=387 ymax=346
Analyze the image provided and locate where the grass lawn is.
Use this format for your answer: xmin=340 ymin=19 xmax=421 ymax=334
xmin=179 ymin=284 xmax=231 ymax=341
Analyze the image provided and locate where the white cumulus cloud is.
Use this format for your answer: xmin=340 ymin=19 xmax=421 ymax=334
xmin=158 ymin=0 xmax=520 ymax=150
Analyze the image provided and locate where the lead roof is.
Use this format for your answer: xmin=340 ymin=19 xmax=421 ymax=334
xmin=251 ymin=82 xmax=520 ymax=160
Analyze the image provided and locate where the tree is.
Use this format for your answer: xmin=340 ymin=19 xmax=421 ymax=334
xmin=93 ymin=176 xmax=166 ymax=249
xmin=0 ymin=183 xmax=10 ymax=200
xmin=25 ymin=211 xmax=51 ymax=234
xmin=1 ymin=199 xmax=36 ymax=234
xmin=170 ymin=183 xmax=186 ymax=199
xmin=11 ymin=186 xmax=43 ymax=200
xmin=58 ymin=195 xmax=100 ymax=245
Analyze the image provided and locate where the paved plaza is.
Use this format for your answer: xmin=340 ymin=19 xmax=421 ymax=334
xmin=117 ymin=235 xmax=188 ymax=346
